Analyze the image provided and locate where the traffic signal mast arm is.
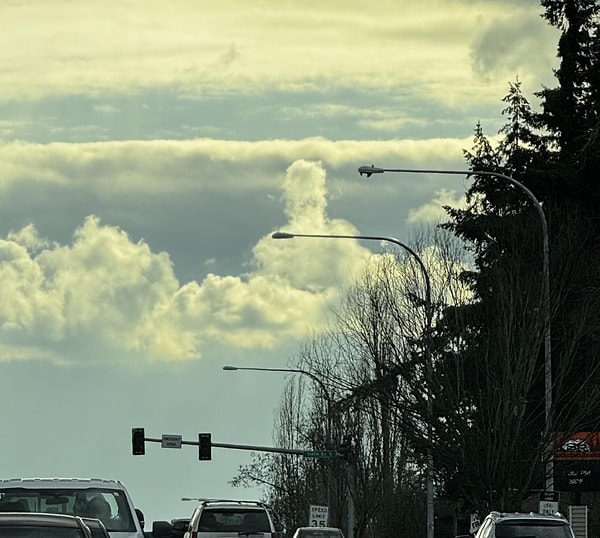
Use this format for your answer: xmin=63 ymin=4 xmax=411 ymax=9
xmin=131 ymin=429 xmax=307 ymax=456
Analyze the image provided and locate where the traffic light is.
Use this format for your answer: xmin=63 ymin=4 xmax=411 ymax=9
xmin=132 ymin=428 xmax=146 ymax=456
xmin=199 ymin=433 xmax=211 ymax=460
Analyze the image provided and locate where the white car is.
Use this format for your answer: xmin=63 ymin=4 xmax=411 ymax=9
xmin=475 ymin=511 xmax=575 ymax=538
xmin=154 ymin=498 xmax=283 ymax=538
xmin=292 ymin=527 xmax=344 ymax=538
xmin=0 ymin=478 xmax=145 ymax=538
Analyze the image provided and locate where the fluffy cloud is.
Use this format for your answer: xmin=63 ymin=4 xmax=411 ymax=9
xmin=0 ymin=159 xmax=372 ymax=364
xmin=0 ymin=136 xmax=477 ymax=364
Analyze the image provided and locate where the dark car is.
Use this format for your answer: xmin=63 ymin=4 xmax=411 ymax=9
xmin=0 ymin=511 xmax=92 ymax=538
xmin=170 ymin=518 xmax=189 ymax=538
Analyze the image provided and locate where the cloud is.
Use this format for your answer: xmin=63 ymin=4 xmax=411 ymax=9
xmin=0 ymin=159 xmax=371 ymax=364
xmin=0 ymin=136 xmax=481 ymax=365
xmin=470 ymin=11 xmax=559 ymax=87
xmin=407 ymin=189 xmax=467 ymax=223
xmin=0 ymin=1 xmax=557 ymax=107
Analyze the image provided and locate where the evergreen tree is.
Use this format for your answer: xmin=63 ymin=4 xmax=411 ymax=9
xmin=439 ymin=0 xmax=600 ymax=509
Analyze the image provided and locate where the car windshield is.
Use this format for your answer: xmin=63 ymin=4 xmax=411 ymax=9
xmin=0 ymin=525 xmax=85 ymax=538
xmin=0 ymin=489 xmax=135 ymax=533
xmin=495 ymin=521 xmax=572 ymax=538
xmin=199 ymin=509 xmax=270 ymax=533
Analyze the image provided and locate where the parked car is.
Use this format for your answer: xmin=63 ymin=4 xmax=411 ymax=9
xmin=475 ymin=511 xmax=575 ymax=538
xmin=154 ymin=499 xmax=283 ymax=538
xmin=0 ymin=478 xmax=145 ymax=538
xmin=292 ymin=527 xmax=345 ymax=538
xmin=0 ymin=511 xmax=92 ymax=538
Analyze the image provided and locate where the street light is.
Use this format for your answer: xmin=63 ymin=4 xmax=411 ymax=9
xmin=272 ymin=230 xmax=434 ymax=538
xmin=358 ymin=164 xmax=553 ymax=494
xmin=223 ymin=365 xmax=345 ymax=533
xmin=223 ymin=365 xmax=333 ymax=442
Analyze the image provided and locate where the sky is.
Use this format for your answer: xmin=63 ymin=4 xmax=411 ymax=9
xmin=0 ymin=0 xmax=560 ymax=527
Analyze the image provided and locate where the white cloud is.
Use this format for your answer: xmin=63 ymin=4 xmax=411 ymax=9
xmin=0 ymin=159 xmax=370 ymax=364
xmin=408 ymin=189 xmax=467 ymax=223
xmin=0 ymin=1 xmax=557 ymax=107
xmin=0 ymin=137 xmax=480 ymax=365
xmin=0 ymin=137 xmax=472 ymax=194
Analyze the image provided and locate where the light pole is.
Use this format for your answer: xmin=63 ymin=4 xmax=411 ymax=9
xmin=272 ymin=230 xmax=434 ymax=538
xmin=222 ymin=365 xmax=333 ymax=443
xmin=358 ymin=164 xmax=553 ymax=493
xmin=223 ymin=365 xmax=341 ymax=532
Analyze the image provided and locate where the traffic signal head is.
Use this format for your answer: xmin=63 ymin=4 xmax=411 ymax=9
xmin=132 ymin=428 xmax=146 ymax=455
xmin=199 ymin=433 xmax=211 ymax=461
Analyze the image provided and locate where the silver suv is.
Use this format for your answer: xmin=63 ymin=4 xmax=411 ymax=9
xmin=476 ymin=512 xmax=575 ymax=538
xmin=0 ymin=478 xmax=145 ymax=538
xmin=155 ymin=499 xmax=283 ymax=538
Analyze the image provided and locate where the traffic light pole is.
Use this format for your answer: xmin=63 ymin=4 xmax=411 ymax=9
xmin=131 ymin=428 xmax=308 ymax=458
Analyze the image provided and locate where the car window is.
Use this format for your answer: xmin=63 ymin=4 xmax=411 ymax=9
xmin=199 ymin=509 xmax=270 ymax=533
xmin=0 ymin=489 xmax=135 ymax=533
xmin=495 ymin=522 xmax=572 ymax=538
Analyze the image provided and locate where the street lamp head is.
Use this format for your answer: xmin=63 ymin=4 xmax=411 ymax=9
xmin=358 ymin=165 xmax=384 ymax=177
xmin=271 ymin=231 xmax=295 ymax=239
xmin=222 ymin=365 xmax=238 ymax=371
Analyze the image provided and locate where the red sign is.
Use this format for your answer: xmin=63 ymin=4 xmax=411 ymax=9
xmin=555 ymin=432 xmax=600 ymax=461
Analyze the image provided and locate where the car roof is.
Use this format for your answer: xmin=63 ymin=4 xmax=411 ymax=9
xmin=0 ymin=512 xmax=85 ymax=526
xmin=294 ymin=528 xmax=344 ymax=537
xmin=0 ymin=478 xmax=126 ymax=489
xmin=297 ymin=527 xmax=341 ymax=531
xmin=186 ymin=498 xmax=272 ymax=509
xmin=487 ymin=512 xmax=569 ymax=523
xmin=295 ymin=528 xmax=343 ymax=532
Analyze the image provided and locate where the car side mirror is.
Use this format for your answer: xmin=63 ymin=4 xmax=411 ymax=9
xmin=136 ymin=508 xmax=145 ymax=528
xmin=152 ymin=521 xmax=174 ymax=538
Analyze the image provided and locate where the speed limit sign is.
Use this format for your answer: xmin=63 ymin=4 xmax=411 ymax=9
xmin=309 ymin=505 xmax=329 ymax=527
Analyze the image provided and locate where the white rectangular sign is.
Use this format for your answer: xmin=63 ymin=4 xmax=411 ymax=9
xmin=539 ymin=500 xmax=559 ymax=515
xmin=161 ymin=434 xmax=182 ymax=448
xmin=309 ymin=505 xmax=328 ymax=527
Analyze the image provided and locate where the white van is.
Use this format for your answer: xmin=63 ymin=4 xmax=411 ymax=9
xmin=0 ymin=478 xmax=145 ymax=538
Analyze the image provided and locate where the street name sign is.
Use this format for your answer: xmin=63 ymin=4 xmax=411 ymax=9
xmin=303 ymin=450 xmax=337 ymax=459
xmin=161 ymin=434 xmax=183 ymax=448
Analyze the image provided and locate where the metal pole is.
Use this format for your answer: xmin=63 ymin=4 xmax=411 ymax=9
xmin=358 ymin=165 xmax=553 ymax=493
xmin=223 ymin=365 xmax=332 ymax=444
xmin=222 ymin=366 xmax=337 ymax=523
xmin=272 ymin=231 xmax=434 ymax=538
